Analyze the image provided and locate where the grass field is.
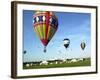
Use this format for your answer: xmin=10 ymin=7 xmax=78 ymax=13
xmin=23 ymin=58 xmax=91 ymax=69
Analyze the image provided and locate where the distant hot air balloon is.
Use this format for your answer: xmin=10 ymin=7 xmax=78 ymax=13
xmin=80 ymin=42 xmax=86 ymax=50
xmin=33 ymin=11 xmax=58 ymax=52
xmin=23 ymin=50 xmax=27 ymax=54
xmin=63 ymin=38 xmax=70 ymax=49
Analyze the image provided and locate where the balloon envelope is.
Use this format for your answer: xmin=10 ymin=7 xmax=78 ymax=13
xmin=33 ymin=11 xmax=58 ymax=48
xmin=63 ymin=38 xmax=70 ymax=49
xmin=80 ymin=42 xmax=86 ymax=50
xmin=23 ymin=50 xmax=26 ymax=54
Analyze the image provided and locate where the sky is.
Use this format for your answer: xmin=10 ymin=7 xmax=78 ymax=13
xmin=23 ymin=10 xmax=91 ymax=62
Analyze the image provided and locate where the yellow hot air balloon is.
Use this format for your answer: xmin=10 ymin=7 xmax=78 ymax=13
xmin=33 ymin=11 xmax=58 ymax=52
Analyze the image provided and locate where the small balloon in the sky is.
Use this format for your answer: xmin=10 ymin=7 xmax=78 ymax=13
xmin=80 ymin=42 xmax=86 ymax=50
xmin=23 ymin=50 xmax=27 ymax=54
xmin=63 ymin=38 xmax=70 ymax=49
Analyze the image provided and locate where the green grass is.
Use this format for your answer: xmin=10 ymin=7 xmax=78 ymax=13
xmin=23 ymin=58 xmax=91 ymax=69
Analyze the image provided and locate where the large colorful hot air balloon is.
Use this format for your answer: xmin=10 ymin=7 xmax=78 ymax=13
xmin=63 ymin=38 xmax=70 ymax=49
xmin=80 ymin=42 xmax=86 ymax=50
xmin=33 ymin=11 xmax=58 ymax=52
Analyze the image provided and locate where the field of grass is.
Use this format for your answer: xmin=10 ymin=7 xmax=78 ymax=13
xmin=23 ymin=58 xmax=91 ymax=69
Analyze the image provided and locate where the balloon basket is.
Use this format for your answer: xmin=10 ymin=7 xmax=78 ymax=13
xmin=44 ymin=46 xmax=46 ymax=53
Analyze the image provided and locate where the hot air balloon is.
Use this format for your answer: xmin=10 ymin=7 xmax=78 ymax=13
xmin=63 ymin=38 xmax=70 ymax=49
xmin=33 ymin=11 xmax=58 ymax=52
xmin=80 ymin=42 xmax=86 ymax=50
xmin=23 ymin=50 xmax=26 ymax=54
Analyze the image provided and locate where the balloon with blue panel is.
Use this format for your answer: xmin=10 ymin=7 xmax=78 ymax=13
xmin=33 ymin=11 xmax=58 ymax=52
xmin=63 ymin=38 xmax=70 ymax=49
xmin=80 ymin=42 xmax=86 ymax=50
